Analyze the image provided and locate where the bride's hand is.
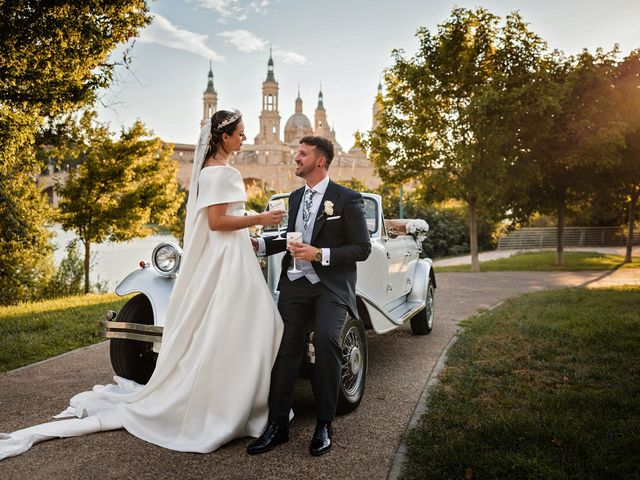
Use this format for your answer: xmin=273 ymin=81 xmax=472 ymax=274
xmin=260 ymin=210 xmax=286 ymax=227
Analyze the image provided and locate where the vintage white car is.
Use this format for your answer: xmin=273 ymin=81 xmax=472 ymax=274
xmin=99 ymin=193 xmax=436 ymax=414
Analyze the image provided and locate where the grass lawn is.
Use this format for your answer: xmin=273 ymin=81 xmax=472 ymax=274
xmin=402 ymin=287 xmax=640 ymax=480
xmin=436 ymin=250 xmax=640 ymax=272
xmin=0 ymin=294 xmax=129 ymax=373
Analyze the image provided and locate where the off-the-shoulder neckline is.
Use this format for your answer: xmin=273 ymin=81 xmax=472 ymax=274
xmin=201 ymin=165 xmax=236 ymax=172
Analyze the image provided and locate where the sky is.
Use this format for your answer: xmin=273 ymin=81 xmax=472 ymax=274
xmin=95 ymin=0 xmax=640 ymax=149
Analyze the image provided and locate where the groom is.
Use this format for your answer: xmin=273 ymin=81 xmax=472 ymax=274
xmin=248 ymin=136 xmax=371 ymax=456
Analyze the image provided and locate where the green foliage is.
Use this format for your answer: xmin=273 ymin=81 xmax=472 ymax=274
xmin=0 ymin=1 xmax=151 ymax=304
xmin=0 ymin=293 xmax=129 ymax=372
xmin=167 ymin=186 xmax=188 ymax=246
xmin=0 ymin=0 xmax=151 ymax=121
xmin=41 ymin=240 xmax=85 ymax=298
xmin=366 ymin=8 xmax=551 ymax=270
xmin=612 ymin=50 xmax=640 ymax=261
xmin=403 ymin=287 xmax=640 ymax=479
xmin=0 ymin=168 xmax=55 ymax=305
xmin=403 ymin=199 xmax=496 ymax=258
xmin=55 ymin=111 xmax=182 ymax=292
xmin=245 ymin=183 xmax=276 ymax=212
xmin=373 ymin=184 xmax=496 ymax=257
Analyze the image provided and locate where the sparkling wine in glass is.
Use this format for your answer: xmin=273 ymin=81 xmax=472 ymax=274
xmin=269 ymin=198 xmax=287 ymax=240
xmin=287 ymin=232 xmax=303 ymax=273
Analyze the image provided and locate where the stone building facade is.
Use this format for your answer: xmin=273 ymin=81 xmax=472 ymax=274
xmin=40 ymin=54 xmax=382 ymax=205
xmin=172 ymin=52 xmax=379 ymax=193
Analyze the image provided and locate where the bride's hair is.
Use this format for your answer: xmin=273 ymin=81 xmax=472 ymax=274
xmin=206 ymin=109 xmax=242 ymax=159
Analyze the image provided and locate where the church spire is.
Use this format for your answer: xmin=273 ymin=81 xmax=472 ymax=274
xmin=201 ymin=61 xmax=218 ymax=128
xmin=205 ymin=60 xmax=216 ymax=94
xmin=316 ymin=85 xmax=324 ymax=110
xmin=266 ymin=46 xmax=276 ymax=82
xmin=295 ymin=85 xmax=303 ymax=114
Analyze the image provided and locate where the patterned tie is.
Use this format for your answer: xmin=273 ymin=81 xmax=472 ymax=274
xmin=302 ymin=188 xmax=316 ymax=230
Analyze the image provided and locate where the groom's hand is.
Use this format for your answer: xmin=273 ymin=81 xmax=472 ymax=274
xmin=251 ymin=237 xmax=259 ymax=253
xmin=288 ymin=242 xmax=319 ymax=262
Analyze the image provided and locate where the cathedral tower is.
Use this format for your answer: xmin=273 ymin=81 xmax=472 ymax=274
xmin=255 ymin=49 xmax=281 ymax=145
xmin=314 ymin=86 xmax=328 ymax=136
xmin=201 ymin=61 xmax=218 ymax=128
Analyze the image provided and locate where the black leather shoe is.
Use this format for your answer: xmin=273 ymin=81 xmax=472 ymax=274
xmin=247 ymin=422 xmax=289 ymax=454
xmin=309 ymin=421 xmax=332 ymax=456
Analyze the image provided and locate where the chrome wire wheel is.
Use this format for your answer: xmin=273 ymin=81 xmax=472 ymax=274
xmin=426 ymin=283 xmax=435 ymax=330
xmin=336 ymin=315 xmax=368 ymax=414
xmin=341 ymin=326 xmax=364 ymax=396
xmin=410 ymin=280 xmax=435 ymax=335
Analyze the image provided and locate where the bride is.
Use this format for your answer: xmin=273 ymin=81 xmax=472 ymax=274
xmin=0 ymin=109 xmax=287 ymax=459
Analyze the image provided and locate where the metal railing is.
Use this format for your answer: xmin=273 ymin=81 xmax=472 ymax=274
xmin=497 ymin=226 xmax=640 ymax=250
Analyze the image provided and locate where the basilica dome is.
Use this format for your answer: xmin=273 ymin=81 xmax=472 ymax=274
xmin=285 ymin=112 xmax=312 ymax=133
xmin=284 ymin=92 xmax=314 ymax=144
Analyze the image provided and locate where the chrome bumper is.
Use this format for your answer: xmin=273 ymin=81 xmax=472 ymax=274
xmin=97 ymin=314 xmax=163 ymax=344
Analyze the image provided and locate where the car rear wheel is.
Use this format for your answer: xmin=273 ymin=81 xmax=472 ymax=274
xmin=336 ymin=315 xmax=368 ymax=414
xmin=410 ymin=282 xmax=435 ymax=335
xmin=110 ymin=294 xmax=158 ymax=384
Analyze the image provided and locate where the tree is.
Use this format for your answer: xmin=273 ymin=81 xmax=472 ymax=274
xmin=612 ymin=50 xmax=640 ymax=262
xmin=0 ymin=1 xmax=151 ymax=303
xmin=521 ymin=49 xmax=626 ymax=266
xmin=366 ymin=8 xmax=551 ymax=271
xmin=0 ymin=169 xmax=55 ymax=304
xmin=55 ymin=112 xmax=181 ymax=293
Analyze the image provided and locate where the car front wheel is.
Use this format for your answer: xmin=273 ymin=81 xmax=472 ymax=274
xmin=410 ymin=281 xmax=435 ymax=335
xmin=110 ymin=294 xmax=158 ymax=384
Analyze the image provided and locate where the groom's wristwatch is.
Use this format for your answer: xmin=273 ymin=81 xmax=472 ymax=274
xmin=313 ymin=248 xmax=322 ymax=263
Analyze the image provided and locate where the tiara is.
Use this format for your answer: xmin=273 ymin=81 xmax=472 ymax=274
xmin=215 ymin=109 xmax=242 ymax=131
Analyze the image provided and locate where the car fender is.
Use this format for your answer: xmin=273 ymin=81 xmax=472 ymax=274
xmin=114 ymin=266 xmax=176 ymax=328
xmin=407 ymin=258 xmax=435 ymax=304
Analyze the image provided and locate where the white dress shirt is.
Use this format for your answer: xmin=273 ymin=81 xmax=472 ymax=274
xmin=257 ymin=176 xmax=331 ymax=268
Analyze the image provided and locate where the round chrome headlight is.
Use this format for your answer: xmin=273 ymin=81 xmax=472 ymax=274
xmin=151 ymin=242 xmax=183 ymax=276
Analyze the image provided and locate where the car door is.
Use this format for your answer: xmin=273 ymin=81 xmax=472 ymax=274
xmin=385 ymin=235 xmax=408 ymax=302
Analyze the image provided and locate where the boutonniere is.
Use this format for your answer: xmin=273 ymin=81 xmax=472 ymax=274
xmin=323 ymin=200 xmax=334 ymax=216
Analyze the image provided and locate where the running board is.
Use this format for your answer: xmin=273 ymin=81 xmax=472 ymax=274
xmin=358 ymin=293 xmax=425 ymax=327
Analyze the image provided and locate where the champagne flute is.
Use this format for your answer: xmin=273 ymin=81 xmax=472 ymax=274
xmin=269 ymin=198 xmax=287 ymax=240
xmin=287 ymin=232 xmax=303 ymax=273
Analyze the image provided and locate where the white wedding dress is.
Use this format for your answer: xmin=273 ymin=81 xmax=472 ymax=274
xmin=0 ymin=130 xmax=284 ymax=459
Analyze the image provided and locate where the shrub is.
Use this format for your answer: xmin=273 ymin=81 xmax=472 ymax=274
xmin=40 ymin=239 xmax=84 ymax=298
xmin=403 ymin=199 xmax=496 ymax=258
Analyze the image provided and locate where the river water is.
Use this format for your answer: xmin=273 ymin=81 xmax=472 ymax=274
xmin=50 ymin=224 xmax=178 ymax=290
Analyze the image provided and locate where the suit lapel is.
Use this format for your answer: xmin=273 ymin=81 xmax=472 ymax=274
xmin=311 ymin=180 xmax=339 ymax=243
xmin=288 ymin=187 xmax=304 ymax=232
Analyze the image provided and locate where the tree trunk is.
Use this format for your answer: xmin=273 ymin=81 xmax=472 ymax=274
xmin=469 ymin=200 xmax=480 ymax=272
xmin=625 ymin=189 xmax=639 ymax=263
xmin=83 ymin=241 xmax=91 ymax=294
xmin=556 ymin=201 xmax=565 ymax=267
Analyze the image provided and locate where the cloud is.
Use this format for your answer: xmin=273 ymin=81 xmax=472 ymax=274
xmin=139 ymin=14 xmax=224 ymax=61
xmin=192 ymin=0 xmax=270 ymax=21
xmin=218 ymin=30 xmax=307 ymax=65
xmin=218 ymin=29 xmax=307 ymax=65
xmin=273 ymin=49 xmax=307 ymax=65
xmin=218 ymin=30 xmax=266 ymax=52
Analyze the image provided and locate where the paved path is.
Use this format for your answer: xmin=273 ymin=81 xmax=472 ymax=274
xmin=1 ymin=269 xmax=638 ymax=479
xmin=433 ymin=246 xmax=635 ymax=267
